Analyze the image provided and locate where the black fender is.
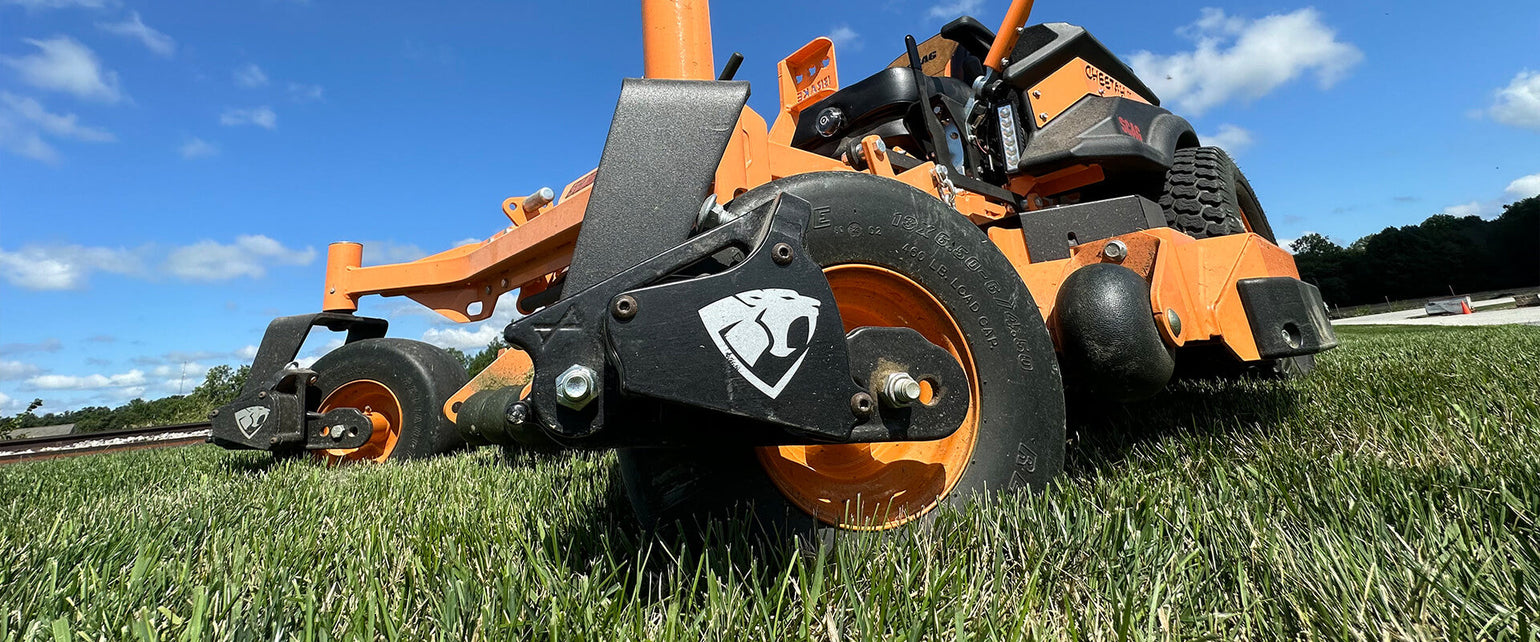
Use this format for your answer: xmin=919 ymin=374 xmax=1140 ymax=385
xmin=1014 ymin=95 xmax=1198 ymax=180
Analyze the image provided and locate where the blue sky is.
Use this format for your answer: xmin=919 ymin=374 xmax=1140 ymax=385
xmin=1 ymin=0 xmax=1537 ymax=415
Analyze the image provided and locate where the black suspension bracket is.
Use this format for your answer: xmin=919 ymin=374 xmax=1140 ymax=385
xmin=499 ymin=193 xmax=969 ymax=449
xmin=209 ymin=312 xmax=385 ymax=452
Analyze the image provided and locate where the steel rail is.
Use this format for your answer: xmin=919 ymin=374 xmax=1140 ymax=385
xmin=0 ymin=422 xmax=212 ymax=466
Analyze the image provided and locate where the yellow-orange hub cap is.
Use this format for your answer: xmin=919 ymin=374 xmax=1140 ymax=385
xmin=316 ymin=379 xmax=402 ymax=464
xmin=757 ymin=264 xmax=980 ymax=530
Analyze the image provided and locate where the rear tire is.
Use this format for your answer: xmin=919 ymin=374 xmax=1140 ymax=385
xmin=618 ymin=172 xmax=1066 ymax=535
xmin=1159 ymin=147 xmax=1277 ymax=242
xmin=1161 ymin=147 xmax=1311 ymax=378
xmin=311 ymin=338 xmax=468 ymax=463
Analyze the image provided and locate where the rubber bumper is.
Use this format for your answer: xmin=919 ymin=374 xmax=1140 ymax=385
xmin=1054 ymin=263 xmax=1174 ymax=402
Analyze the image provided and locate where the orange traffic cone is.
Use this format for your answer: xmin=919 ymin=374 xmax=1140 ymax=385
xmin=1460 ymin=299 xmax=1473 ymax=314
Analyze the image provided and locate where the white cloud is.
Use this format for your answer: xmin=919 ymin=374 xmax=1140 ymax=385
xmin=1129 ymin=8 xmax=1362 ymax=115
xmin=1202 ymin=124 xmax=1252 ymax=153
xmin=361 ymin=241 xmax=426 ymax=266
xmin=0 ymin=235 xmax=314 ymax=290
xmin=178 ymin=137 xmax=217 ymax=159
xmin=97 ymin=11 xmax=174 ymax=57
xmin=219 ymin=106 xmax=276 ymax=130
xmin=1441 ymin=201 xmax=1486 ymax=218
xmin=236 ymin=345 xmax=259 ymax=360
xmin=420 ymin=292 xmax=520 ymax=350
xmin=0 ymin=360 xmax=43 ymax=380
xmin=287 ymin=82 xmax=324 ymax=102
xmin=0 ymin=92 xmax=115 ymax=164
xmin=1488 ymin=71 xmax=1540 ymax=132
xmin=0 ymin=93 xmax=113 ymax=141
xmin=27 ymin=369 xmax=147 ymax=390
xmin=827 ymin=26 xmax=861 ymax=51
xmin=1 ymin=36 xmax=124 ymax=103
xmin=233 ymin=63 xmax=268 ymax=88
xmin=1506 ymin=173 xmax=1540 ymax=200
xmin=1 ymin=0 xmax=115 ymax=10
xmin=162 ymin=235 xmax=315 ymax=281
xmin=0 ymin=391 xmax=13 ymax=415
xmin=928 ymin=0 xmax=982 ymax=19
xmin=0 ymin=244 xmax=142 ymax=289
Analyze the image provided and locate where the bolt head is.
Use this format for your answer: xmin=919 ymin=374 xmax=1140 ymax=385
xmin=771 ymin=242 xmax=795 ymax=266
xmin=556 ymin=365 xmax=598 ymax=409
xmin=611 ymin=294 xmax=638 ymax=320
xmin=849 ymin=392 xmax=875 ymax=419
xmin=881 ymin=372 xmax=923 ymax=407
xmin=504 ymin=401 xmax=529 ymax=425
xmin=1102 ymin=240 xmax=1128 ymax=262
xmin=1032 ymin=90 xmax=1042 ymax=99
xmin=1166 ymin=309 xmax=1183 ymax=337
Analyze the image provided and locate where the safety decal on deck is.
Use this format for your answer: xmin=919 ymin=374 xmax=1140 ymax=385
xmin=698 ymin=289 xmax=821 ymax=399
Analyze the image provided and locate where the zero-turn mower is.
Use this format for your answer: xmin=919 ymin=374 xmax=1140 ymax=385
xmin=209 ymin=0 xmax=1337 ymax=532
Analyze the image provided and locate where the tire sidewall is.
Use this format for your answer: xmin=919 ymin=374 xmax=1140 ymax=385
xmin=621 ymin=172 xmax=1065 ymax=532
xmin=312 ymin=338 xmax=468 ymax=460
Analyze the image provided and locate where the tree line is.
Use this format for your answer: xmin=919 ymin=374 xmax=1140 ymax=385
xmin=1291 ymin=196 xmax=1538 ymax=307
xmin=1 ymin=341 xmax=508 ymax=437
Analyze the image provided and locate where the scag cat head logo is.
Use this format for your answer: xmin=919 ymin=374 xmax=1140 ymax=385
xmin=698 ymin=289 xmax=821 ymax=399
xmin=234 ymin=405 xmax=270 ymax=439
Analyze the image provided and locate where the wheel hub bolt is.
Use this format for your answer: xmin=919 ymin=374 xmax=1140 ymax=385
xmin=556 ymin=365 xmax=599 ymax=409
xmin=881 ymin=372 xmax=924 ymax=407
xmin=1102 ymin=240 xmax=1128 ymax=262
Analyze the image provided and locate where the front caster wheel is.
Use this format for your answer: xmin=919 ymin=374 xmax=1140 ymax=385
xmin=309 ymin=338 xmax=468 ymax=463
xmin=619 ymin=172 xmax=1066 ymax=534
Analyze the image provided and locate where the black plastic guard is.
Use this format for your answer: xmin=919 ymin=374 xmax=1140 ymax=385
xmin=1017 ymin=195 xmax=1166 ymax=261
xmin=563 ymin=78 xmax=751 ymax=293
xmin=1236 ymin=277 xmax=1339 ymax=359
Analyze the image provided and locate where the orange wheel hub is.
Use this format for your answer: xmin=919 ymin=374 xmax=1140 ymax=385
xmin=316 ymin=379 xmax=402 ymax=464
xmin=757 ymin=264 xmax=980 ymax=530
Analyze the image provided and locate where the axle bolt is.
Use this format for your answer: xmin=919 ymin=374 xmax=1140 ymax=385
xmin=849 ymin=392 xmax=875 ymax=419
xmin=504 ymin=401 xmax=530 ymax=426
xmin=611 ymin=294 xmax=638 ymax=320
xmin=556 ymin=365 xmax=598 ymax=410
xmin=771 ymin=242 xmax=794 ymax=266
xmin=881 ymin=372 xmax=923 ymax=407
xmin=1102 ymin=240 xmax=1128 ymax=262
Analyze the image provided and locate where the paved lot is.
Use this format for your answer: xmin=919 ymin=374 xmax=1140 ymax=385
xmin=1333 ymin=297 xmax=1540 ymax=327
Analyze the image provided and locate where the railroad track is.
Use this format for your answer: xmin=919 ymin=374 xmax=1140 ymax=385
xmin=0 ymin=422 xmax=211 ymax=466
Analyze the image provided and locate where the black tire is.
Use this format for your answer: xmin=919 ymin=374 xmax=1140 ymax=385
xmin=1160 ymin=147 xmax=1311 ymax=378
xmin=1159 ymin=147 xmax=1277 ymax=242
xmin=618 ymin=172 xmax=1066 ymax=535
xmin=310 ymin=338 xmax=468 ymax=461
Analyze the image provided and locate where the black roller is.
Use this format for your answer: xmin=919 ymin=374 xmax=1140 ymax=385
xmin=1054 ymin=263 xmax=1173 ymax=402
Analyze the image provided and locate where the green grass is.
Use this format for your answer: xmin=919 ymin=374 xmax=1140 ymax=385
xmin=2 ymin=325 xmax=1538 ymax=640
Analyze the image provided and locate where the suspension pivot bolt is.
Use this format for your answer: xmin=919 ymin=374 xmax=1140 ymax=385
xmin=556 ymin=365 xmax=598 ymax=410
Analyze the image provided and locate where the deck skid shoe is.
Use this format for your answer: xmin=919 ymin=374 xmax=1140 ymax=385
xmin=456 ymin=193 xmax=970 ymax=450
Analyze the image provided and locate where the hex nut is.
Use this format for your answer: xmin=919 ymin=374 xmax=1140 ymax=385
xmin=556 ymin=365 xmax=598 ymax=410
